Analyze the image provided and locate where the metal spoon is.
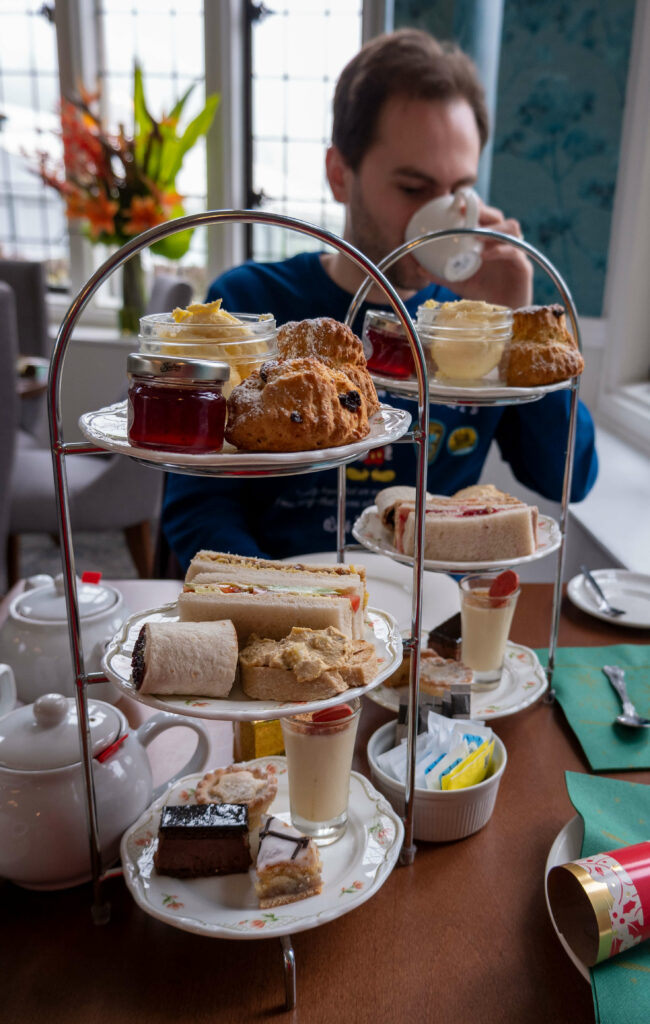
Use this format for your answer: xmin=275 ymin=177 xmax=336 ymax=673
xmin=602 ymin=665 xmax=650 ymax=728
xmin=580 ymin=566 xmax=626 ymax=617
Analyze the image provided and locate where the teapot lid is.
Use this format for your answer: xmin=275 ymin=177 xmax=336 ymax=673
xmin=0 ymin=693 xmax=122 ymax=770
xmin=12 ymin=573 xmax=120 ymax=624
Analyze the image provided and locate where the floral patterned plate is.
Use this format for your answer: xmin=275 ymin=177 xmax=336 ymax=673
xmin=120 ymin=758 xmax=404 ymax=940
xmin=102 ymin=604 xmax=402 ymax=721
xmin=367 ymin=641 xmax=548 ymax=720
xmin=544 ymin=816 xmax=589 ymax=982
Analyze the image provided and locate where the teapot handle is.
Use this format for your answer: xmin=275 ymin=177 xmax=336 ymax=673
xmin=0 ymin=663 xmax=17 ymax=718
xmin=135 ymin=712 xmax=210 ymax=801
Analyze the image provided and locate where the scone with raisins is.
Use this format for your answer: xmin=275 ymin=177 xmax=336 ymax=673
xmin=225 ymin=356 xmax=370 ymax=452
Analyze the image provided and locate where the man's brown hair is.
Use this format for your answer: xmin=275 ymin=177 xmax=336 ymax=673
xmin=332 ymin=28 xmax=489 ymax=169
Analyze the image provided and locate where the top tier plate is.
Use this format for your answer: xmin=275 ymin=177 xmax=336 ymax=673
xmin=371 ymin=373 xmax=571 ymax=407
xmin=78 ymin=401 xmax=412 ymax=477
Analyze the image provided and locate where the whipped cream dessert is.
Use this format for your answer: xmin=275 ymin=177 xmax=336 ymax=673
xmin=460 ymin=579 xmax=519 ymax=688
xmin=281 ymin=703 xmax=360 ymax=844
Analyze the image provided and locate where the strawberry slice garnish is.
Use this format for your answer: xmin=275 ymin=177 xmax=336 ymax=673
xmin=312 ymin=704 xmax=354 ymax=724
xmin=489 ymin=570 xmax=519 ymax=603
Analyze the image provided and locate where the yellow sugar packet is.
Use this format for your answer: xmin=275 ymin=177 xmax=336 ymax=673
xmin=441 ymin=738 xmax=494 ymax=791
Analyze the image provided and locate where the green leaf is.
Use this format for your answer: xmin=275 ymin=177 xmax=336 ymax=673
xmin=133 ymin=65 xmax=155 ymax=166
xmin=150 ymin=206 xmax=193 ymax=260
xmin=159 ymin=94 xmax=219 ymax=185
xmin=167 ymin=81 xmax=196 ymax=124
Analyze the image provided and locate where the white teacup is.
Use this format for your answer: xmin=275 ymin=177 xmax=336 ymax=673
xmin=405 ymin=187 xmax=483 ymax=282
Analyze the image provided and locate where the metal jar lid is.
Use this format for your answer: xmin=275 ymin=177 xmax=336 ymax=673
xmin=363 ymin=309 xmax=406 ymax=336
xmin=127 ymin=352 xmax=230 ymax=382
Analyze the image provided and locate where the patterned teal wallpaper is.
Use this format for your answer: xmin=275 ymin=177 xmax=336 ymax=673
xmin=394 ymin=0 xmax=635 ymax=315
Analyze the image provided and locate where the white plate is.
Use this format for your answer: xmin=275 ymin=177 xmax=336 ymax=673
xmin=281 ymin=551 xmax=460 ymax=633
xmin=372 ymin=373 xmax=570 ymax=406
xmin=78 ymin=400 xmax=411 ymax=474
xmin=367 ymin=641 xmax=548 ymax=719
xmin=544 ymin=816 xmax=589 ymax=982
xmin=102 ymin=603 xmax=402 ymax=721
xmin=567 ymin=569 xmax=650 ymax=629
xmin=352 ymin=505 xmax=561 ymax=573
xmin=120 ymin=758 xmax=404 ymax=940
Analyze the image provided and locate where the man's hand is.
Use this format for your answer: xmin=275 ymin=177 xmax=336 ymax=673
xmin=448 ymin=203 xmax=533 ymax=308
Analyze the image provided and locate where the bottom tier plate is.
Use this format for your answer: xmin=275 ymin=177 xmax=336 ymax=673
xmin=120 ymin=758 xmax=404 ymax=940
xmin=366 ymin=641 xmax=548 ymax=719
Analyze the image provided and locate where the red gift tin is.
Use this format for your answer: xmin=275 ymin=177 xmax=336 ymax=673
xmin=547 ymin=840 xmax=650 ymax=966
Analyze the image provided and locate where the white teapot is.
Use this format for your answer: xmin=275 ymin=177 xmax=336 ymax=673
xmin=0 ymin=573 xmax=126 ymax=704
xmin=0 ymin=676 xmax=210 ymax=889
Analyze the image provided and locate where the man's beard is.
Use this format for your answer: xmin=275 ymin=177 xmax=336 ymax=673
xmin=346 ymin=181 xmax=431 ymax=293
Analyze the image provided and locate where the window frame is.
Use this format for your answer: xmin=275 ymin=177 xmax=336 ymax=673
xmin=594 ymin=0 xmax=650 ymax=454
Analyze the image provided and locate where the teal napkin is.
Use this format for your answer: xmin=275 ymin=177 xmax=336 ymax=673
xmin=565 ymin=772 xmax=650 ymax=1024
xmin=535 ymin=645 xmax=650 ymax=771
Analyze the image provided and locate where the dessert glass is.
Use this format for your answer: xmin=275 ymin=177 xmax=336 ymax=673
xmin=416 ymin=300 xmax=512 ymax=387
xmin=138 ymin=312 xmax=277 ymax=397
xmin=280 ymin=698 xmax=361 ymax=846
xmin=459 ymin=573 xmax=520 ymax=689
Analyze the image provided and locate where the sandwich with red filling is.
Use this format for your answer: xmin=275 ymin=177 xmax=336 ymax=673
xmin=178 ymin=551 xmax=367 ymax=644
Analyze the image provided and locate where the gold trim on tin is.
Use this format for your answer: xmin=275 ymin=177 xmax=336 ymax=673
xmin=563 ymin=862 xmax=614 ymax=963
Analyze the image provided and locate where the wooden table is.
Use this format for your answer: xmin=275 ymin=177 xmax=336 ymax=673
xmin=2 ymin=582 xmax=648 ymax=1024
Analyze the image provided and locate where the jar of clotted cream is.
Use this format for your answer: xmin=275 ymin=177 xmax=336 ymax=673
xmin=127 ymin=353 xmax=230 ymax=454
xmin=416 ymin=299 xmax=513 ymax=386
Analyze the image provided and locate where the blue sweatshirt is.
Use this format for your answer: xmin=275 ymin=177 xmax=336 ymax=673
xmin=162 ymin=252 xmax=597 ymax=567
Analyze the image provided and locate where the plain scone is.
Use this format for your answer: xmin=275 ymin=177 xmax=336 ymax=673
xmin=277 ymin=316 xmax=380 ymax=416
xmin=507 ymin=303 xmax=584 ymax=386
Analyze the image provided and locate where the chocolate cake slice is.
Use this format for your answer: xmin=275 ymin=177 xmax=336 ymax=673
xmin=154 ymin=803 xmax=251 ymax=878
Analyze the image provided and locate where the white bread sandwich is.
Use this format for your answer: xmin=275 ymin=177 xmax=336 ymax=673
xmin=180 ymin=551 xmax=366 ymax=642
xmin=393 ymin=495 xmax=538 ymax=562
xmin=131 ymin=620 xmax=238 ymax=697
xmin=178 ymin=572 xmax=365 ymax=644
xmin=374 ymin=485 xmax=434 ymax=529
xmin=186 ymin=549 xmax=367 ymax=596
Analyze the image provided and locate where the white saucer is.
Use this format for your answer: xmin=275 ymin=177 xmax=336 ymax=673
xmin=352 ymin=505 xmax=561 ymax=573
xmin=544 ymin=816 xmax=589 ymax=982
xmin=367 ymin=641 xmax=548 ymax=719
xmin=102 ymin=602 xmax=402 ymax=722
xmin=567 ymin=569 xmax=650 ymax=629
xmin=120 ymin=759 xmax=404 ymax=940
xmin=79 ymin=400 xmax=411 ymax=476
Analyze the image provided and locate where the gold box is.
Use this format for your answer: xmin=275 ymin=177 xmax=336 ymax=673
xmin=233 ymin=719 xmax=284 ymax=761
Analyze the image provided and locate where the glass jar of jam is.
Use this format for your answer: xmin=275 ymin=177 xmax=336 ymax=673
xmin=127 ymin=353 xmax=230 ymax=454
xmin=362 ymin=309 xmax=433 ymax=380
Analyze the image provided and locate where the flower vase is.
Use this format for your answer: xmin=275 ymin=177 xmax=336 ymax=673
xmin=119 ymin=252 xmax=145 ymax=335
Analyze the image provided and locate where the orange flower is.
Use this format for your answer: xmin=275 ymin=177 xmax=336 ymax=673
xmin=123 ymin=195 xmax=166 ymax=235
xmin=84 ymin=192 xmax=119 ymax=238
xmin=64 ymin=190 xmax=89 ymax=219
xmin=160 ymin=189 xmax=184 ymax=212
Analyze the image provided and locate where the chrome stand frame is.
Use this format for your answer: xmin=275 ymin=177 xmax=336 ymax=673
xmin=46 ymin=208 xmax=430 ymax=997
xmin=47 ymin=212 xmax=580 ymax=1000
xmin=342 ymin=226 xmax=582 ymax=849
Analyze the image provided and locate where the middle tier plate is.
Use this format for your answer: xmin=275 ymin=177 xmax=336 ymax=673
xmin=352 ymin=504 xmax=561 ymax=572
xmin=78 ymin=400 xmax=411 ymax=476
xmin=102 ymin=603 xmax=402 ymax=721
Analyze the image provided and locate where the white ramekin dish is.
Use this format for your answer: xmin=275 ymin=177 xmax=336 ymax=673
xmin=366 ymin=721 xmax=507 ymax=842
